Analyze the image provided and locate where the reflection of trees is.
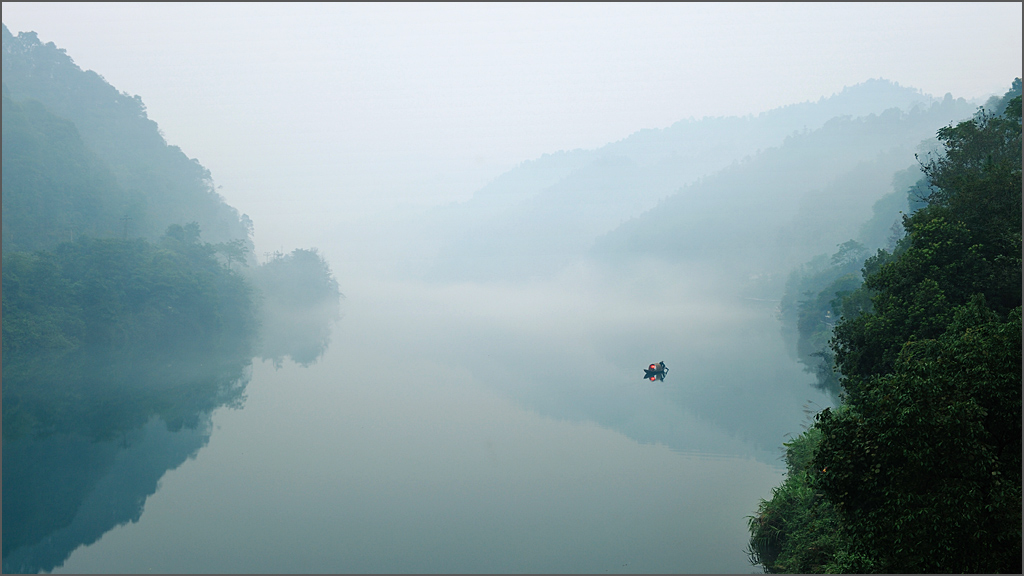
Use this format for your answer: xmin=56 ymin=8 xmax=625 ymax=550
xmin=1 ymin=246 xmax=345 ymax=572
xmin=257 ymin=302 xmax=338 ymax=367
xmin=2 ymin=27 xmax=346 ymax=572
xmin=252 ymin=248 xmax=342 ymax=368
xmin=1 ymin=244 xmax=344 ymax=573
xmin=779 ymin=243 xmax=869 ymax=402
xmin=3 ymin=417 xmax=214 ymax=574
xmin=4 ymin=346 xmax=249 ymax=443
xmin=2 ymin=345 xmax=251 ymax=574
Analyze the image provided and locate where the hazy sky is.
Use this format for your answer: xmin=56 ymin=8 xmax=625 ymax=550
xmin=2 ymin=3 xmax=1021 ymax=254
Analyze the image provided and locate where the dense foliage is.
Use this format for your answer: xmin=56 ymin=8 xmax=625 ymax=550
xmin=747 ymin=429 xmax=844 ymax=573
xmin=2 ymin=225 xmax=258 ymax=441
xmin=1 ymin=90 xmax=127 ymax=252
xmin=833 ymin=105 xmax=1022 ymax=385
xmin=750 ymin=85 xmax=1022 ymax=573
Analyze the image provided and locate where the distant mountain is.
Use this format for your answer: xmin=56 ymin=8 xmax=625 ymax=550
xmin=411 ymin=79 xmax=955 ymax=281
xmin=592 ymin=96 xmax=976 ymax=284
xmin=2 ymin=24 xmax=252 ymax=250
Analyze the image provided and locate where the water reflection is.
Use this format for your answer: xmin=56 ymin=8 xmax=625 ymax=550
xmin=256 ymin=302 xmax=340 ymax=368
xmin=253 ymin=248 xmax=343 ymax=369
xmin=5 ymin=269 xmax=828 ymax=573
xmin=1 ymin=345 xmax=251 ymax=574
xmin=2 ymin=298 xmax=336 ymax=574
xmin=51 ymin=337 xmax=786 ymax=574
xmin=3 ymin=417 xmax=214 ymax=574
xmin=364 ymin=270 xmax=834 ymax=465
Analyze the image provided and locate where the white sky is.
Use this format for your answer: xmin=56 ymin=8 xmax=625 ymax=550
xmin=2 ymin=3 xmax=1021 ymax=254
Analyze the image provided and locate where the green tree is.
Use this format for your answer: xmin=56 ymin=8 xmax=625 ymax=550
xmin=814 ymin=301 xmax=1021 ymax=572
xmin=832 ymin=97 xmax=1021 ymax=390
xmin=748 ymin=428 xmax=851 ymax=573
xmin=3 ymin=226 xmax=259 ymax=441
xmin=751 ymin=85 xmax=1022 ymax=575
xmin=809 ymin=94 xmax=1022 ymax=573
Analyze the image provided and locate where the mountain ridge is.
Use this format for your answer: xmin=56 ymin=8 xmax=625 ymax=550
xmin=2 ymin=24 xmax=252 ymax=249
xmin=412 ymin=81 xmax=971 ymax=282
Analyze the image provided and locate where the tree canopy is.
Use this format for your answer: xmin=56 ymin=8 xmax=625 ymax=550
xmin=750 ymin=83 xmax=1022 ymax=574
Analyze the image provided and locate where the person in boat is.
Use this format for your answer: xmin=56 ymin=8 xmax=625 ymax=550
xmin=644 ymin=361 xmax=668 ymax=380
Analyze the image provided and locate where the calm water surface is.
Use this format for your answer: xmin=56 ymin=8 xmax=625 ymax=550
xmin=21 ymin=266 xmax=828 ymax=573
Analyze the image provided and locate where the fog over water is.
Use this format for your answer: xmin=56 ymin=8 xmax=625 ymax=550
xmin=2 ymin=4 xmax=1021 ymax=574
xmin=44 ymin=270 xmax=810 ymax=573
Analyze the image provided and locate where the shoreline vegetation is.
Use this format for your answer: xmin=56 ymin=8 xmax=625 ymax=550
xmin=2 ymin=25 xmax=342 ymax=572
xmin=2 ymin=24 xmax=343 ymax=442
xmin=749 ymin=82 xmax=1021 ymax=574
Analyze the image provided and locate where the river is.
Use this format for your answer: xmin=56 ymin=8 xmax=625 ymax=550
xmin=7 ymin=258 xmax=831 ymax=574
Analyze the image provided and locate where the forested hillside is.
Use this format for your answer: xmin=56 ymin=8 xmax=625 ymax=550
xmin=2 ymin=25 xmax=343 ymax=573
xmin=780 ymin=79 xmax=1023 ymax=397
xmin=1 ymin=28 xmax=264 ymax=394
xmin=2 ymin=24 xmax=253 ymax=249
xmin=1 ymin=89 xmax=127 ymax=252
xmin=1 ymin=23 xmax=343 ymax=371
xmin=748 ymin=83 xmax=1022 ymax=574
